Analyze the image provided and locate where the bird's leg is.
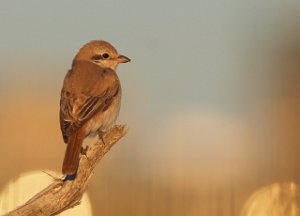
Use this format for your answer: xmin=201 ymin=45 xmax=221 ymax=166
xmin=98 ymin=130 xmax=106 ymax=145
xmin=81 ymin=145 xmax=89 ymax=156
xmin=80 ymin=145 xmax=93 ymax=171
xmin=81 ymin=145 xmax=91 ymax=165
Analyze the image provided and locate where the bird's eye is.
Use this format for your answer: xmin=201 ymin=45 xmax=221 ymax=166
xmin=102 ymin=53 xmax=109 ymax=59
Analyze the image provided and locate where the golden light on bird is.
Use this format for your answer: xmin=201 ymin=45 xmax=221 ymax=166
xmin=241 ymin=182 xmax=300 ymax=216
xmin=0 ymin=171 xmax=93 ymax=215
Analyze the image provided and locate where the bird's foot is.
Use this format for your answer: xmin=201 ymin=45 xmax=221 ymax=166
xmin=98 ymin=130 xmax=106 ymax=145
xmin=81 ymin=145 xmax=89 ymax=156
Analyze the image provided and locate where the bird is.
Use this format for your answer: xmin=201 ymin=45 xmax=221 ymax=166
xmin=59 ymin=40 xmax=130 ymax=178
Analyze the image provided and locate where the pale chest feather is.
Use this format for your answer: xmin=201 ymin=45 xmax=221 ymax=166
xmin=85 ymin=89 xmax=121 ymax=137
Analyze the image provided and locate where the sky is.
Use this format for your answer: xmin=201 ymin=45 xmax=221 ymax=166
xmin=0 ymin=1 xmax=299 ymax=113
xmin=0 ymin=1 xmax=300 ymax=215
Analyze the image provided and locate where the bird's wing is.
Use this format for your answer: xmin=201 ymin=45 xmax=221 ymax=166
xmin=59 ymin=65 xmax=119 ymax=143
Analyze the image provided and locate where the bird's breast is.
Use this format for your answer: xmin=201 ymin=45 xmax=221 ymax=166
xmin=85 ymin=90 xmax=121 ymax=137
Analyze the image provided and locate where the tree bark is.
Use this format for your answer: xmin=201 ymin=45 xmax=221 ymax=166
xmin=5 ymin=125 xmax=128 ymax=216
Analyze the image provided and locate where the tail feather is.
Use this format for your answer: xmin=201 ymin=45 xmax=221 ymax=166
xmin=62 ymin=128 xmax=85 ymax=175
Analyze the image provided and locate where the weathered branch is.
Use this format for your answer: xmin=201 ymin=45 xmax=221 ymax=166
xmin=5 ymin=125 xmax=128 ymax=216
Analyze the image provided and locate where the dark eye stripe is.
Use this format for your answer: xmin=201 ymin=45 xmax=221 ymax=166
xmin=91 ymin=54 xmax=102 ymax=61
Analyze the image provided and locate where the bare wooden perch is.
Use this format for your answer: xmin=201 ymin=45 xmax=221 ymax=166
xmin=5 ymin=125 xmax=128 ymax=216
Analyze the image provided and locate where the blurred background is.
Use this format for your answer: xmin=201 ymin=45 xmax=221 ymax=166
xmin=0 ymin=0 xmax=300 ymax=215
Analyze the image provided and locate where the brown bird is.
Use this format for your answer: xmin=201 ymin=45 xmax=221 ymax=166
xmin=59 ymin=40 xmax=130 ymax=177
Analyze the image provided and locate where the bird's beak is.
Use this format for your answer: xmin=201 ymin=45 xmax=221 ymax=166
xmin=116 ymin=55 xmax=131 ymax=63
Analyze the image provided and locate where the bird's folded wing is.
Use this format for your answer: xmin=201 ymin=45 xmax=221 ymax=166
xmin=60 ymin=83 xmax=119 ymax=143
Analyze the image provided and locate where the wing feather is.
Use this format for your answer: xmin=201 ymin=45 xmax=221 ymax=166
xmin=59 ymin=62 xmax=119 ymax=143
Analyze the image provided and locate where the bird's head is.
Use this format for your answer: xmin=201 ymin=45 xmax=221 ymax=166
xmin=73 ymin=40 xmax=130 ymax=70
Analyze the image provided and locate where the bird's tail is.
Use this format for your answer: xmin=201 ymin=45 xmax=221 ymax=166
xmin=62 ymin=128 xmax=85 ymax=175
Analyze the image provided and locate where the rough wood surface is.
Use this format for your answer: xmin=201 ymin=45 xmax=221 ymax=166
xmin=5 ymin=125 xmax=128 ymax=216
